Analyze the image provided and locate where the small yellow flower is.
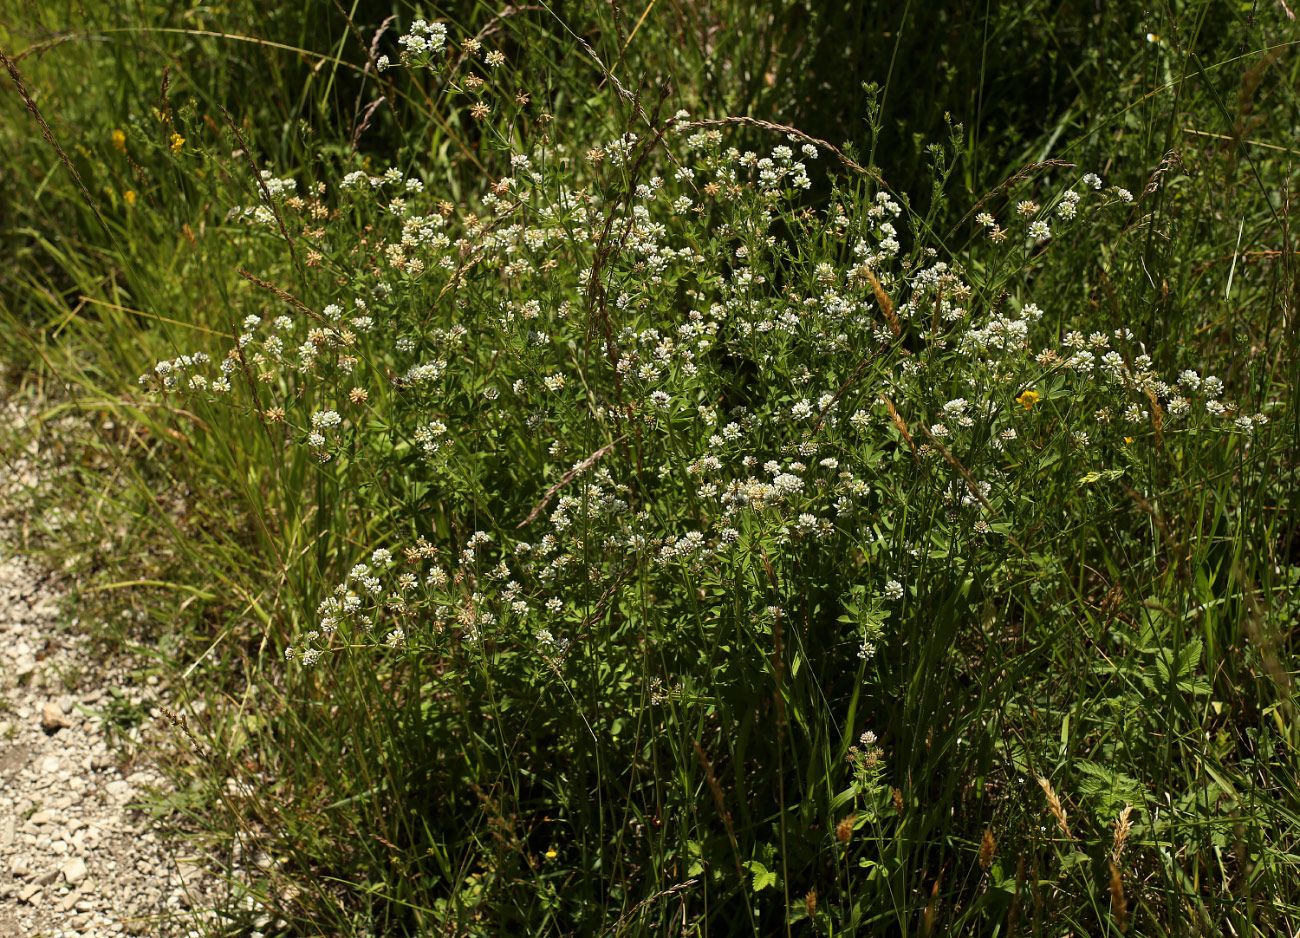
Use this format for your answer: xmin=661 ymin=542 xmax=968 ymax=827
xmin=1016 ymin=389 xmax=1040 ymax=411
xmin=170 ymin=133 xmax=186 ymax=154
xmin=124 ymin=189 xmax=136 ymax=204
xmin=1124 ymin=436 xmax=1133 ymax=445
xmin=544 ymin=847 xmax=557 ymax=860
xmin=112 ymin=129 xmax=126 ymax=152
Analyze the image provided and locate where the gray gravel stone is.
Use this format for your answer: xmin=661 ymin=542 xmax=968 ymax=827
xmin=41 ymin=701 xmax=71 ymax=732
xmin=17 ymin=883 xmax=42 ymax=904
xmin=62 ymin=855 xmax=88 ymax=885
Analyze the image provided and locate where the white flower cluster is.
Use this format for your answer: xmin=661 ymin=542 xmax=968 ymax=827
xmin=394 ymin=19 xmax=448 ymax=68
xmin=138 ymin=351 xmax=213 ymax=391
xmin=258 ymin=170 xmax=297 ymax=199
xmin=958 ymin=295 xmax=1042 ymax=358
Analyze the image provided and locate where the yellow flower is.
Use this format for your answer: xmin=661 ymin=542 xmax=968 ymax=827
xmin=112 ymin=129 xmax=126 ymax=152
xmin=544 ymin=847 xmax=557 ymax=860
xmin=1016 ymin=389 xmax=1040 ymax=411
xmin=124 ymin=190 xmax=136 ymax=204
xmin=1124 ymin=436 xmax=1133 ymax=445
xmin=170 ymin=133 xmax=185 ymax=154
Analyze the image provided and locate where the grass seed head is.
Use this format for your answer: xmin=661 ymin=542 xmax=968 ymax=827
xmin=1037 ymin=776 xmax=1072 ymax=841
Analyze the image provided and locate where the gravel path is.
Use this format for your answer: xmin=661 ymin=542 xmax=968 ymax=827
xmin=0 ymin=399 xmax=216 ymax=938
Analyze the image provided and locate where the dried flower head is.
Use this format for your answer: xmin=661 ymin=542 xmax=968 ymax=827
xmin=979 ymin=828 xmax=996 ymax=871
xmin=1109 ymin=861 xmax=1129 ymax=933
xmin=835 ymin=814 xmax=855 ymax=843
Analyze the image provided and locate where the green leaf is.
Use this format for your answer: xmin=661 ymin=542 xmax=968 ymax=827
xmin=1075 ymin=760 xmax=1144 ymax=816
xmin=685 ymin=840 xmax=705 ymax=877
xmin=744 ymin=860 xmax=778 ymax=893
xmin=1144 ymin=639 xmax=1209 ymax=695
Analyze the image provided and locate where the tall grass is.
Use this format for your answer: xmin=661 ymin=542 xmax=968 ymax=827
xmin=3 ymin=1 xmax=1300 ymax=935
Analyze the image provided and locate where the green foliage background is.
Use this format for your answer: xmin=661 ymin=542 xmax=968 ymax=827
xmin=3 ymin=1 xmax=1300 ymax=936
